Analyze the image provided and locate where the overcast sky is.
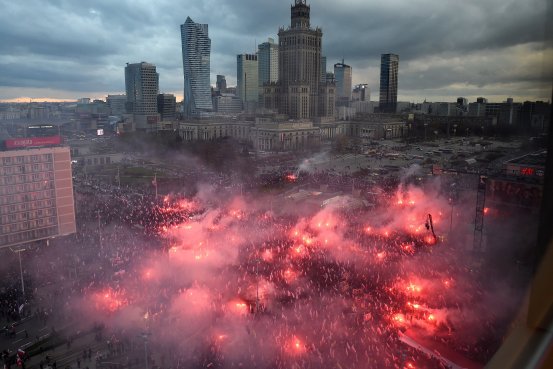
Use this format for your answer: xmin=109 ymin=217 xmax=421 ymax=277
xmin=0 ymin=0 xmax=551 ymax=103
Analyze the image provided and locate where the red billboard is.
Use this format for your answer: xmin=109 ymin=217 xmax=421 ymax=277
xmin=5 ymin=135 xmax=62 ymax=149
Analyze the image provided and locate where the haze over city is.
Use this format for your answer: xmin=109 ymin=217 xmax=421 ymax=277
xmin=0 ymin=0 xmax=552 ymax=103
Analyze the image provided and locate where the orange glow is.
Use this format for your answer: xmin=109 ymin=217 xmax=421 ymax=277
xmin=261 ymin=249 xmax=273 ymax=262
xmin=376 ymin=251 xmax=386 ymax=260
xmin=407 ymin=302 xmax=420 ymax=309
xmin=230 ymin=300 xmax=249 ymax=315
xmin=392 ymin=313 xmax=407 ymax=325
xmin=424 ymin=235 xmax=436 ymax=245
xmin=406 ymin=283 xmax=422 ymax=293
xmin=287 ymin=336 xmax=306 ymax=355
xmin=143 ymin=270 xmax=153 ymax=280
xmin=427 ymin=314 xmax=436 ymax=322
xmin=285 ymin=174 xmax=297 ymax=182
xmin=484 ymin=207 xmax=490 ymax=215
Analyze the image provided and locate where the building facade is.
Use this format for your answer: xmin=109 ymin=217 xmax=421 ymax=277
xmin=237 ymin=54 xmax=259 ymax=111
xmin=157 ymin=94 xmax=177 ymax=121
xmin=181 ymin=17 xmax=213 ymax=117
xmin=334 ymin=60 xmax=352 ymax=106
xmin=0 ymin=146 xmax=76 ymax=248
xmin=216 ymin=75 xmax=227 ymax=93
xmin=263 ymin=0 xmax=334 ymax=119
xmin=379 ymin=53 xmax=399 ymax=113
xmin=125 ymin=62 xmax=159 ymax=115
xmin=258 ymin=38 xmax=279 ymax=91
xmin=106 ymin=94 xmax=127 ymax=116
xmin=212 ymin=94 xmax=243 ymax=114
xmin=125 ymin=62 xmax=160 ymax=130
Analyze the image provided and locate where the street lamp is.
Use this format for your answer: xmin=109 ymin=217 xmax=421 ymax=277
xmin=10 ymin=247 xmax=26 ymax=299
xmin=424 ymin=123 xmax=428 ymax=141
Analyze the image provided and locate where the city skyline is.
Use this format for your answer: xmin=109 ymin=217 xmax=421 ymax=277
xmin=0 ymin=0 xmax=551 ymax=103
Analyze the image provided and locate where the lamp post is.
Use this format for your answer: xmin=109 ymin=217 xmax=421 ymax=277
xmin=424 ymin=123 xmax=428 ymax=141
xmin=10 ymin=248 xmax=26 ymax=299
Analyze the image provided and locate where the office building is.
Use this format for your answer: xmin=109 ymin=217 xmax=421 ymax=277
xmin=125 ymin=62 xmax=160 ymax=130
xmin=157 ymin=94 xmax=177 ymax=121
xmin=237 ymin=54 xmax=259 ymax=111
xmin=352 ymin=84 xmax=369 ymax=102
xmin=181 ymin=17 xmax=213 ymax=117
xmin=258 ymin=38 xmax=279 ymax=86
xmin=106 ymin=94 xmax=127 ymax=116
xmin=263 ymin=0 xmax=335 ymax=119
xmin=320 ymin=56 xmax=327 ymax=83
xmin=125 ymin=62 xmax=159 ymax=115
xmin=379 ymin=53 xmax=399 ymax=113
xmin=334 ymin=60 xmax=352 ymax=106
xmin=0 ymin=146 xmax=76 ymax=248
xmin=216 ymin=75 xmax=227 ymax=93
xmin=212 ymin=93 xmax=243 ymax=114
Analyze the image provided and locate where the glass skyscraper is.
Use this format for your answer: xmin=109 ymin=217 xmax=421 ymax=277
xmin=181 ymin=17 xmax=213 ymax=117
xmin=379 ymin=53 xmax=399 ymax=113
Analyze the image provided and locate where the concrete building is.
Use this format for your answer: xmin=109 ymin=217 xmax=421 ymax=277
xmin=216 ymin=75 xmax=227 ymax=93
xmin=334 ymin=60 xmax=352 ymax=107
xmin=263 ymin=0 xmax=335 ymax=119
xmin=320 ymin=56 xmax=327 ymax=83
xmin=258 ymin=38 xmax=279 ymax=93
xmin=157 ymin=94 xmax=177 ymax=121
xmin=379 ymin=53 xmax=399 ymax=113
xmin=352 ymin=84 xmax=369 ymax=102
xmin=468 ymin=102 xmax=486 ymax=117
xmin=181 ymin=17 xmax=213 ymax=117
xmin=106 ymin=94 xmax=127 ymax=116
xmin=237 ymin=54 xmax=259 ymax=112
xmin=125 ymin=62 xmax=160 ymax=130
xmin=0 ymin=146 xmax=76 ymax=248
xmin=212 ymin=93 xmax=243 ymax=114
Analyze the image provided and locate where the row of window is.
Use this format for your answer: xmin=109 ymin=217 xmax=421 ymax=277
xmin=0 ymin=225 xmax=58 ymax=247
xmin=0 ymin=162 xmax=54 ymax=176
xmin=1 ymin=153 xmax=53 ymax=166
xmin=0 ymin=190 xmax=56 ymax=209
xmin=1 ymin=208 xmax=57 ymax=225
xmin=0 ymin=171 xmax=55 ymax=185
xmin=0 ymin=181 xmax=55 ymax=196
xmin=1 ymin=198 xmax=56 ymax=215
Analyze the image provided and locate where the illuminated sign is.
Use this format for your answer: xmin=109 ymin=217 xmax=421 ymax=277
xmin=97 ymin=129 xmax=104 ymax=136
xmin=5 ymin=135 xmax=62 ymax=149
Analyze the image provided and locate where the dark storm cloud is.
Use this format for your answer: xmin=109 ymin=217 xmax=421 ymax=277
xmin=0 ymin=0 xmax=550 ymax=101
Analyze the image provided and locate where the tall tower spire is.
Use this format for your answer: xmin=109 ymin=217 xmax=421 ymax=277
xmin=291 ymin=0 xmax=310 ymax=29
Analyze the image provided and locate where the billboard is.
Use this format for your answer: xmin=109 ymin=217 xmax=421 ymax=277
xmin=5 ymin=135 xmax=62 ymax=149
xmin=486 ymin=178 xmax=543 ymax=208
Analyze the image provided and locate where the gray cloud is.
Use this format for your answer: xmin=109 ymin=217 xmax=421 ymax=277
xmin=0 ymin=0 xmax=551 ymax=101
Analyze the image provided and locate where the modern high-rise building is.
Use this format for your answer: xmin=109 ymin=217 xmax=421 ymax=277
xmin=157 ymin=94 xmax=177 ymax=121
xmin=0 ymin=146 xmax=76 ymax=248
xmin=125 ymin=62 xmax=159 ymax=115
xmin=258 ymin=38 xmax=279 ymax=96
xmin=352 ymin=84 xmax=369 ymax=102
xmin=334 ymin=60 xmax=352 ymax=106
xmin=262 ymin=0 xmax=334 ymax=119
xmin=320 ymin=56 xmax=327 ymax=83
xmin=379 ymin=53 xmax=399 ymax=113
xmin=106 ymin=94 xmax=127 ymax=116
xmin=181 ymin=17 xmax=213 ymax=117
xmin=216 ymin=75 xmax=227 ymax=93
xmin=237 ymin=54 xmax=259 ymax=111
